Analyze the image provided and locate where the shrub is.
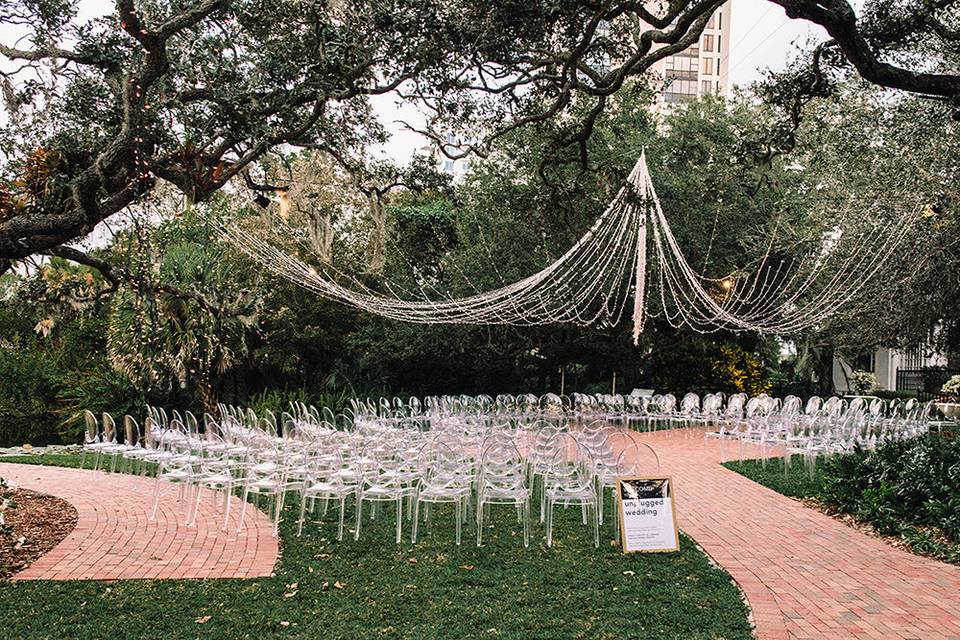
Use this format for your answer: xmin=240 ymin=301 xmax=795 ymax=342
xmin=709 ymin=344 xmax=771 ymax=397
xmin=848 ymin=370 xmax=877 ymax=395
xmin=0 ymin=343 xmax=62 ymax=446
xmin=943 ymin=375 xmax=960 ymax=397
xmin=245 ymin=387 xmax=318 ymax=417
xmin=872 ymin=389 xmax=919 ymax=401
xmin=56 ymin=365 xmax=144 ymax=443
xmin=820 ymin=435 xmax=960 ymax=541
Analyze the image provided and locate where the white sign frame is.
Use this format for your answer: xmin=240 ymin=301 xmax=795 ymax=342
xmin=616 ymin=475 xmax=680 ymax=553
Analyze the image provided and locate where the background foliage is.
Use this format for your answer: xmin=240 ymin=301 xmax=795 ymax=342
xmin=0 ymin=78 xmax=957 ymax=445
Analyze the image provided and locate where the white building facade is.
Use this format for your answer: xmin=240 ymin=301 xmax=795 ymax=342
xmin=833 ymin=347 xmax=948 ymax=392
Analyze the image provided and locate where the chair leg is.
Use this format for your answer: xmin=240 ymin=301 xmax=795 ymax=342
xmin=337 ymin=496 xmax=346 ymax=541
xmin=476 ymin=497 xmax=483 ymax=547
xmin=222 ymin=486 xmax=232 ymax=532
xmin=272 ymin=491 xmax=285 ymax=537
xmin=455 ymin=499 xmax=462 ymax=546
xmin=149 ymin=476 xmax=163 ymax=520
xmin=395 ymin=498 xmax=402 ymax=544
xmin=596 ymin=483 xmax=603 ymax=526
xmin=237 ymin=485 xmax=250 ymax=533
xmin=540 ymin=484 xmax=546 ymax=523
xmin=189 ymin=482 xmax=204 ymax=526
xmin=592 ymin=502 xmax=600 ymax=548
xmin=354 ymin=496 xmax=363 ymax=541
xmin=545 ymin=496 xmax=553 ymax=547
xmin=522 ymin=498 xmax=530 ymax=548
xmin=297 ymin=492 xmax=309 ymax=537
xmin=411 ymin=496 xmax=420 ymax=544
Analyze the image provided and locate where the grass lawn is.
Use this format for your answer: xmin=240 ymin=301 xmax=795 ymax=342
xmin=0 ymin=454 xmax=752 ymax=640
xmin=722 ymin=455 xmax=825 ymax=499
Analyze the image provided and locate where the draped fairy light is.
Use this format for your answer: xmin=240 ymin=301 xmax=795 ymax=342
xmin=219 ymin=152 xmax=920 ymax=343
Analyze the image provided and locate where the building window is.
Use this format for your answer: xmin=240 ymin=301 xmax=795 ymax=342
xmin=702 ymin=57 xmax=713 ymax=75
xmin=854 ymin=351 xmax=877 ymax=372
xmin=443 ymin=160 xmax=454 ymax=172
xmin=717 ymin=35 xmax=721 ymax=50
xmin=717 ymin=12 xmax=722 ymax=29
xmin=702 ymin=80 xmax=712 ymax=95
xmin=703 ymin=34 xmax=714 ymax=52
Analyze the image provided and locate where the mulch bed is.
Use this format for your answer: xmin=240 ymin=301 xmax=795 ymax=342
xmin=1 ymin=488 xmax=78 ymax=578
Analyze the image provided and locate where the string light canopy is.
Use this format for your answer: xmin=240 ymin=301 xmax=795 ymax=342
xmin=219 ymin=152 xmax=920 ymax=343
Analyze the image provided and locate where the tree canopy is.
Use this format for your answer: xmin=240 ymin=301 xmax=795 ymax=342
xmin=0 ymin=0 xmax=958 ymax=272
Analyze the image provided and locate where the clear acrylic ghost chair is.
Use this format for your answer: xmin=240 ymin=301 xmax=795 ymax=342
xmin=411 ymin=441 xmax=471 ymax=545
xmin=297 ymin=447 xmax=360 ymax=540
xmin=476 ymin=441 xmax=531 ymax=547
xmin=353 ymin=447 xmax=418 ymax=544
xmin=237 ymin=442 xmax=288 ymax=537
xmin=543 ymin=436 xmax=599 ymax=548
xmin=526 ymin=426 xmax=565 ymax=521
xmin=124 ymin=416 xmax=160 ymax=476
xmin=595 ymin=433 xmax=660 ymax=538
xmin=149 ymin=428 xmax=196 ymax=521
xmin=80 ymin=409 xmax=105 ymax=469
xmin=188 ymin=443 xmax=237 ymax=530
xmin=111 ymin=415 xmax=142 ymax=473
xmin=91 ymin=412 xmax=124 ymax=472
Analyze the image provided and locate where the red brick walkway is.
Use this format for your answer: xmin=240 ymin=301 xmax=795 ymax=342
xmin=638 ymin=429 xmax=960 ymax=640
xmin=0 ymin=463 xmax=278 ymax=581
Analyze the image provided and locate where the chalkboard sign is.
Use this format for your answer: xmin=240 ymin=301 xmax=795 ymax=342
xmin=616 ymin=476 xmax=680 ymax=553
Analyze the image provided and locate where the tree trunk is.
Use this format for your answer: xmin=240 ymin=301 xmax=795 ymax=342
xmin=195 ymin=371 xmax=219 ymax=417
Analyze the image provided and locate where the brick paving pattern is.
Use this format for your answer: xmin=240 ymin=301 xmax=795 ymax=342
xmin=637 ymin=429 xmax=960 ymax=640
xmin=0 ymin=463 xmax=278 ymax=581
xmin=5 ymin=433 xmax=960 ymax=639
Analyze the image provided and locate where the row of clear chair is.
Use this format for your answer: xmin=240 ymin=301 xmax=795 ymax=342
xmin=100 ymin=400 xmax=663 ymax=548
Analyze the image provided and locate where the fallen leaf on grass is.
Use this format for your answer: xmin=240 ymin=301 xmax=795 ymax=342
xmin=195 ymin=616 xmax=212 ymax=624
xmin=622 ymin=571 xmax=635 ymax=576
xmin=408 ymin=557 xmax=418 ymax=564
xmin=459 ymin=565 xmax=475 ymax=571
xmin=283 ymin=591 xmax=297 ymax=599
xmin=279 ymin=621 xmax=290 ymax=627
xmin=334 ymin=581 xmax=346 ymax=589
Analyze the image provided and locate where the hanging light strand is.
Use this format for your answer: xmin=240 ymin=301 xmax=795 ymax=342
xmin=217 ymin=153 xmax=921 ymax=340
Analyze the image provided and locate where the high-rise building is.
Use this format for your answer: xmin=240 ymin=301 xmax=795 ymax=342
xmin=652 ymin=4 xmax=731 ymax=105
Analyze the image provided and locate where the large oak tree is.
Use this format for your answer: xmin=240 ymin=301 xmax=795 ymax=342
xmin=0 ymin=0 xmax=957 ymax=274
